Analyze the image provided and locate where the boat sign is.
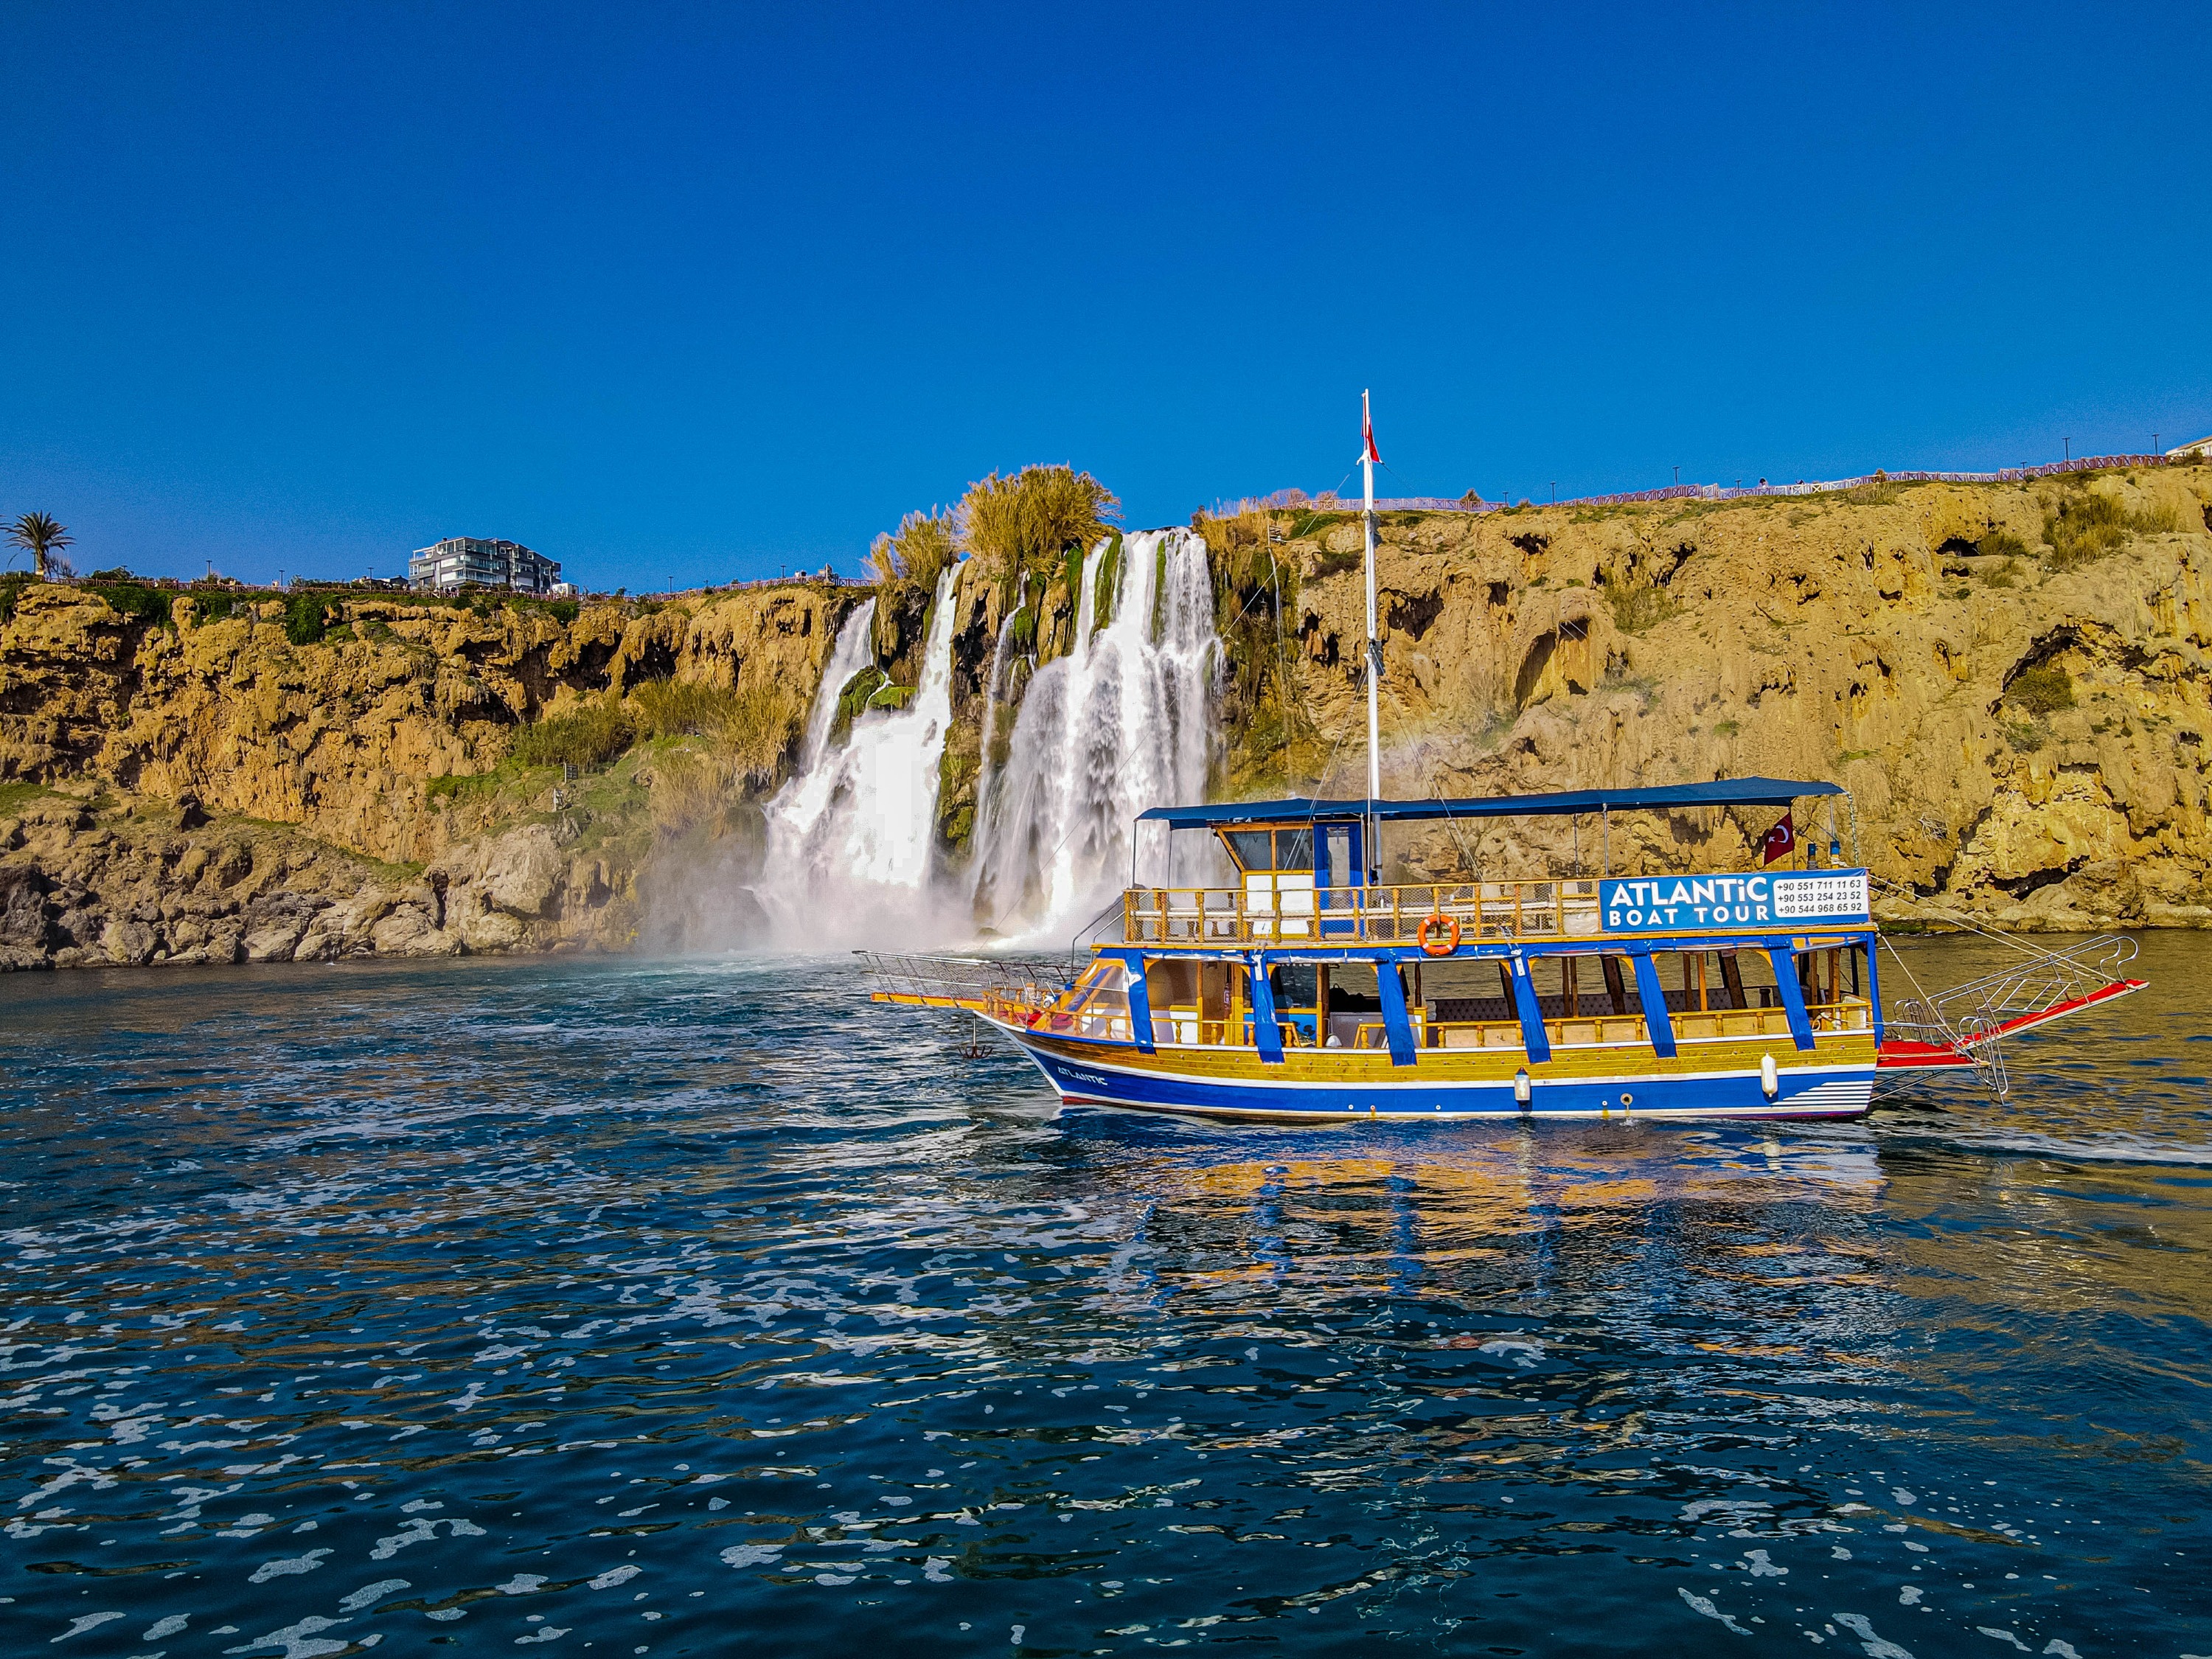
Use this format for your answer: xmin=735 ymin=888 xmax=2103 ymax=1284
xmin=1599 ymin=869 xmax=1870 ymax=933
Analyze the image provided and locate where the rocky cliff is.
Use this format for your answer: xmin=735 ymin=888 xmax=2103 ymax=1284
xmin=5 ymin=458 xmax=2210 ymax=970
xmin=1196 ymin=460 xmax=2212 ymax=931
xmin=0 ymin=582 xmax=860 ymax=968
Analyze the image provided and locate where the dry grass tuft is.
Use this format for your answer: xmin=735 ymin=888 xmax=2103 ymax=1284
xmin=867 ymin=508 xmax=960 ymax=593
xmin=627 ymin=676 xmax=806 ymax=833
xmin=512 ymin=695 xmax=633 ymax=768
xmin=959 ymin=465 xmax=1119 ymax=576
xmin=2042 ymin=487 xmax=2177 ymax=568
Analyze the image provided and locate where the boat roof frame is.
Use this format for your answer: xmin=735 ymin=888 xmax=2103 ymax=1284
xmin=1135 ymin=776 xmax=1846 ymax=831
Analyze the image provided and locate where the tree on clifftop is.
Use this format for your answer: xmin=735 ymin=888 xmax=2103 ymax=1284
xmin=7 ymin=512 xmax=74 ymax=580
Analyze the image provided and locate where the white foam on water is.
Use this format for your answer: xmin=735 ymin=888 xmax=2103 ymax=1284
xmin=1834 ymin=1612 xmax=1914 ymax=1657
xmin=246 ymin=1547 xmax=330 ymax=1584
xmin=1677 ymin=1587 xmax=1749 ymax=1634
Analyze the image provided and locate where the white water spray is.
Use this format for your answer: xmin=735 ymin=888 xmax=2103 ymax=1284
xmin=799 ymin=599 xmax=878 ymax=771
xmin=969 ymin=528 xmax=1221 ymax=940
xmin=757 ymin=567 xmax=962 ymax=944
xmin=973 ymin=573 xmax=1026 ymax=828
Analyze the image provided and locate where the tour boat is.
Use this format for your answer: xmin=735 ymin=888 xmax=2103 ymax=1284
xmin=863 ymin=396 xmax=2145 ymax=1122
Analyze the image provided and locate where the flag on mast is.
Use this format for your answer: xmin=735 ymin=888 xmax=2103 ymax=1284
xmin=1759 ymin=812 xmax=1795 ymax=866
xmin=1362 ymin=391 xmax=1382 ymax=465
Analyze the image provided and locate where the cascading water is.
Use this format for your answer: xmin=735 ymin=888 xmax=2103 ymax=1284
xmin=756 ymin=567 xmax=962 ymax=945
xmin=799 ymin=597 xmax=878 ymax=771
xmin=969 ymin=527 xmax=1222 ymax=941
xmin=973 ymin=572 xmax=1026 ymax=828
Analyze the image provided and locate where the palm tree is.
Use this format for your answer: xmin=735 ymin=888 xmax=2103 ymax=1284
xmin=7 ymin=513 xmax=74 ymax=580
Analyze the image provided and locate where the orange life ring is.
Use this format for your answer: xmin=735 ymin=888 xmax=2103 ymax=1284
xmin=1417 ymin=912 xmax=1461 ymax=956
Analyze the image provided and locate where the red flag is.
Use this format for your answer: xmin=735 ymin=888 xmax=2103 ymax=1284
xmin=1362 ymin=390 xmax=1382 ymax=465
xmin=1759 ymin=812 xmax=1795 ymax=866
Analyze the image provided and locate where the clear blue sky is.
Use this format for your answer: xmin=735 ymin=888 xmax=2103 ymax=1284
xmin=4 ymin=1 xmax=2207 ymax=591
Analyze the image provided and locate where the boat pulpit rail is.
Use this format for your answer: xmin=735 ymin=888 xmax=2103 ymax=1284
xmin=858 ymin=953 xmax=1077 ymax=1017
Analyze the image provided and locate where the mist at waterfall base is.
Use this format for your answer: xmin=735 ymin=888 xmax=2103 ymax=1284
xmin=748 ymin=529 xmax=1223 ymax=953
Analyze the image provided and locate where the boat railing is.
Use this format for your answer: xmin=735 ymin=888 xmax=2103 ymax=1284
xmin=1122 ymin=879 xmax=1606 ymax=945
xmin=1891 ymin=933 xmax=2140 ymax=1043
xmin=858 ymin=952 xmax=1075 ymax=1018
xmin=1356 ymin=999 xmax=1871 ymax=1051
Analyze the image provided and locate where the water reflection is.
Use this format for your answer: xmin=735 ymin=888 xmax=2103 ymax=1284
xmin=0 ymin=938 xmax=2205 ymax=1655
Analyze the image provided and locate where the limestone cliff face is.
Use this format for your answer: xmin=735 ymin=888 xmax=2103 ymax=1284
xmin=1253 ymin=463 xmax=2212 ymax=930
xmin=6 ymin=461 xmax=2211 ymax=970
xmin=0 ymin=582 xmax=860 ymax=967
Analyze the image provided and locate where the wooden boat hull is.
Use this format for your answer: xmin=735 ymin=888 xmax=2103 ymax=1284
xmin=999 ymin=1021 xmax=1876 ymax=1123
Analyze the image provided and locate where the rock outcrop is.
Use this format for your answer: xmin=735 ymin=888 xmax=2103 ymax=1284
xmin=1231 ymin=462 xmax=2212 ymax=931
xmin=0 ymin=582 xmax=860 ymax=968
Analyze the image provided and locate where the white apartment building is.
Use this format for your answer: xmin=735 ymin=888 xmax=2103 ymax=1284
xmin=408 ymin=538 xmax=563 ymax=596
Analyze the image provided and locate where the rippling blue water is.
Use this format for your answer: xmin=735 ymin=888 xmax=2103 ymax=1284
xmin=2 ymin=937 xmax=2208 ymax=1657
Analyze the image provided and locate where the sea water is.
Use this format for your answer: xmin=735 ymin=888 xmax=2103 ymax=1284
xmin=1 ymin=934 xmax=2206 ymax=1655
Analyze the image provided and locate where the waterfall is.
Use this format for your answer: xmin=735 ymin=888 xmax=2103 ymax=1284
xmin=799 ymin=599 xmax=878 ymax=771
xmin=969 ymin=527 xmax=1221 ymax=940
xmin=757 ymin=566 xmax=962 ymax=944
xmin=973 ymin=573 xmax=1026 ymax=832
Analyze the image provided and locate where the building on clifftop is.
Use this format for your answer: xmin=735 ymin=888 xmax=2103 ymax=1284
xmin=408 ymin=537 xmax=562 ymax=596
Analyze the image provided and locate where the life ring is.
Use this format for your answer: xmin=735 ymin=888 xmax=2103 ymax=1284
xmin=1417 ymin=912 xmax=1461 ymax=956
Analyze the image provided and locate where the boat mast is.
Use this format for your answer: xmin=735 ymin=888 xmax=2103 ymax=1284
xmin=1362 ymin=389 xmax=1382 ymax=878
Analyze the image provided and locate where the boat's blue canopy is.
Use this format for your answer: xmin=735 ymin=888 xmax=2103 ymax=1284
xmin=1136 ymin=777 xmax=1844 ymax=830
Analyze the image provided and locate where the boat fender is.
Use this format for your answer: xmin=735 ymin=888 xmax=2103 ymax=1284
xmin=1760 ymin=1053 xmax=1780 ymax=1099
xmin=1418 ymin=912 xmax=1461 ymax=956
xmin=1513 ymin=1068 xmax=1531 ymax=1107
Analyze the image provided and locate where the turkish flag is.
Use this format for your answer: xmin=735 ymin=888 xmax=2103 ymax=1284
xmin=1759 ymin=812 xmax=1795 ymax=866
xmin=1363 ymin=391 xmax=1382 ymax=465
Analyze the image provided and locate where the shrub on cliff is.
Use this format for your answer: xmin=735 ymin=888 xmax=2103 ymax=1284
xmin=1606 ymin=584 xmax=1677 ymax=633
xmin=630 ymin=677 xmax=735 ymax=739
xmin=513 ymin=698 xmax=635 ymax=768
xmin=284 ymin=594 xmax=335 ymax=645
xmin=958 ymin=465 xmax=1119 ymax=577
xmin=2006 ymin=665 xmax=2076 ymax=715
xmin=866 ymin=508 xmax=959 ymax=594
xmin=86 ymin=579 xmax=173 ymax=630
xmin=715 ymin=680 xmax=804 ymax=787
xmin=628 ymin=675 xmax=803 ymax=787
xmin=2042 ymin=488 xmax=2175 ymax=569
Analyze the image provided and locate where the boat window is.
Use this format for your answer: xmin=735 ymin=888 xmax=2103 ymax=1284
xmin=1142 ymin=956 xmax=1237 ymax=1046
xmin=1275 ymin=827 xmax=1315 ymax=871
xmin=1798 ymin=944 xmax=1866 ymax=1007
xmin=1223 ymin=830 xmax=1273 ymax=871
xmin=1321 ymin=960 xmax=1401 ymax=1050
xmin=1270 ymin=963 xmax=1318 ymax=1009
xmin=1326 ymin=960 xmax=1382 ymax=1011
xmin=1325 ymin=825 xmax=1354 ymax=886
xmin=1048 ymin=959 xmax=1132 ymax=1040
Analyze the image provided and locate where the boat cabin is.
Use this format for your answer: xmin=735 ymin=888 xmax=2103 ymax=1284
xmin=1044 ymin=777 xmax=1878 ymax=1067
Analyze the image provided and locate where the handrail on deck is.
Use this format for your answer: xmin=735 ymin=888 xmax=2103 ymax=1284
xmin=1123 ymin=878 xmax=1606 ymax=945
